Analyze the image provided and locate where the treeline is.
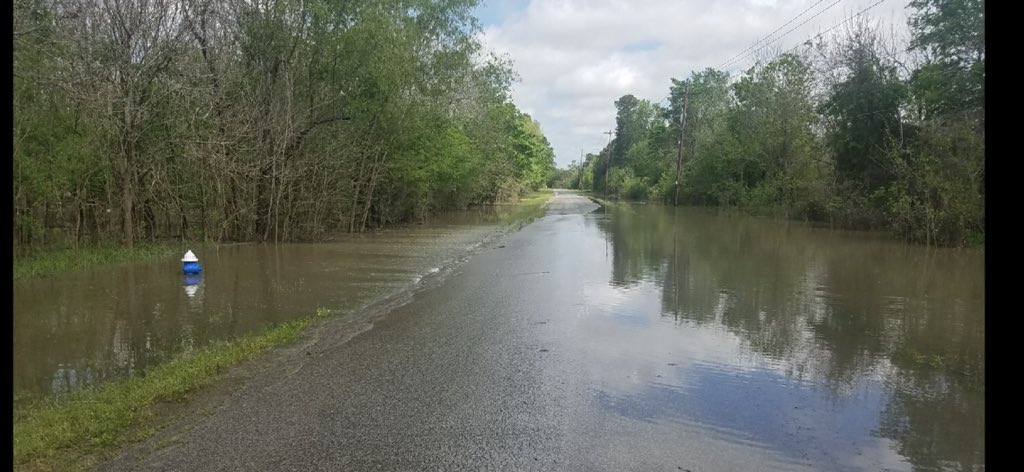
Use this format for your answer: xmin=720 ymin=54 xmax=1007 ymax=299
xmin=567 ymin=0 xmax=983 ymax=247
xmin=14 ymin=0 xmax=555 ymax=250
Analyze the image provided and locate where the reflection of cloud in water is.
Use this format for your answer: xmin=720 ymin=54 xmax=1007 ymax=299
xmin=577 ymin=261 xmax=911 ymax=470
xmin=580 ymin=204 xmax=977 ymax=470
xmin=578 ymin=280 xmax=770 ymax=399
xmin=595 ymin=363 xmax=909 ymax=471
xmin=582 ymin=279 xmax=661 ymax=329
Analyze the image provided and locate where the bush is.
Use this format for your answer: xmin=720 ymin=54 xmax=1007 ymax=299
xmin=650 ymin=171 xmax=675 ymax=203
xmin=883 ymin=121 xmax=984 ymax=246
xmin=620 ymin=175 xmax=650 ymax=201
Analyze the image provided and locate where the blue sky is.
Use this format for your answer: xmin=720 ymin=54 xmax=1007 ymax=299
xmin=470 ymin=0 xmax=914 ymax=168
xmin=473 ymin=0 xmax=530 ymax=27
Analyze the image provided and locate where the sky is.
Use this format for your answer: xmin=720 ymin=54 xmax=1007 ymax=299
xmin=471 ymin=0 xmax=914 ymax=168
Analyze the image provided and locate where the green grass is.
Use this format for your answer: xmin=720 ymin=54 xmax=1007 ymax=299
xmin=13 ymin=242 xmax=210 ymax=281
xmin=13 ymin=308 xmax=332 ymax=472
xmin=499 ymin=188 xmax=555 ymax=228
xmin=584 ymin=194 xmax=635 ymax=214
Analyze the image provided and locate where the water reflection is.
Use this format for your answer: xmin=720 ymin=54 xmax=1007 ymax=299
xmin=14 ymin=212 xmax=507 ymax=401
xmin=184 ymin=272 xmax=203 ymax=299
xmin=51 ymin=365 xmax=97 ymax=397
xmin=584 ymin=204 xmax=983 ymax=471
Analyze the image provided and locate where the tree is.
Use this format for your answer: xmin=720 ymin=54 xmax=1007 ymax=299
xmin=729 ymin=54 xmax=822 ymax=212
xmin=907 ymin=0 xmax=984 ymax=120
xmin=817 ymin=19 xmax=907 ymax=193
xmin=13 ymin=0 xmax=559 ymax=249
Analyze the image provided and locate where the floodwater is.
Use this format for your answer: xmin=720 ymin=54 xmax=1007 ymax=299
xmin=575 ymin=202 xmax=984 ymax=471
xmin=16 ymin=196 xmax=984 ymax=471
xmin=13 ymin=209 xmax=513 ymax=402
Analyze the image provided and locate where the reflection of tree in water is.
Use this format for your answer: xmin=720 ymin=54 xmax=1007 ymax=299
xmin=15 ymin=262 xmax=216 ymax=400
xmin=16 ymin=241 xmax=412 ymax=403
xmin=877 ymin=366 xmax=984 ymax=471
xmin=595 ymin=204 xmax=984 ymax=471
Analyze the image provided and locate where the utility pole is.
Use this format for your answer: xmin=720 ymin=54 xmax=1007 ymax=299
xmin=673 ymin=89 xmax=688 ymax=207
xmin=603 ymin=130 xmax=613 ymax=199
xmin=570 ymin=160 xmax=576 ymax=190
xmin=578 ymin=149 xmax=584 ymax=190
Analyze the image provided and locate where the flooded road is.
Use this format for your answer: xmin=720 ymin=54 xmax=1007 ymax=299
xmin=89 ymin=191 xmax=981 ymax=471
xmin=13 ymin=210 xmax=515 ymax=402
xmin=564 ymin=199 xmax=984 ymax=471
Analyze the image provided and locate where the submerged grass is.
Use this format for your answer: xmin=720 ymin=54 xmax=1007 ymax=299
xmin=13 ymin=242 xmax=209 ymax=281
xmin=12 ymin=308 xmax=332 ymax=472
xmin=500 ymin=188 xmax=555 ymax=228
xmin=13 ymin=191 xmax=554 ymax=282
xmin=13 ymin=193 xmax=554 ymax=470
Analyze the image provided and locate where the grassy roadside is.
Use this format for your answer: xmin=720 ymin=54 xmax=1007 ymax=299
xmin=13 ymin=242 xmax=209 ymax=281
xmin=583 ymin=193 xmax=609 ymax=207
xmin=12 ymin=192 xmax=558 ymax=471
xmin=581 ymin=193 xmax=622 ymax=213
xmin=12 ymin=308 xmax=332 ymax=472
xmin=499 ymin=188 xmax=555 ymax=229
xmin=14 ymin=190 xmax=557 ymax=282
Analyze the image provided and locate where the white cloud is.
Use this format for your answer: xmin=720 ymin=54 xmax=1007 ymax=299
xmin=475 ymin=0 xmax=912 ymax=167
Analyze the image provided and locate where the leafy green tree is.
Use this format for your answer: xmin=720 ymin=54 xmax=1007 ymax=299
xmin=12 ymin=0 xmax=559 ymax=249
xmin=611 ymin=94 xmax=642 ymax=168
xmin=818 ymin=20 xmax=907 ymax=194
xmin=907 ymin=0 xmax=984 ymax=120
xmin=880 ymin=0 xmax=985 ymax=245
xmin=729 ymin=54 xmax=822 ymax=212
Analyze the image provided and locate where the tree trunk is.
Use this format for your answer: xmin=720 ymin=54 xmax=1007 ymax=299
xmin=255 ymin=162 xmax=273 ymax=241
xmin=121 ymin=170 xmax=135 ymax=249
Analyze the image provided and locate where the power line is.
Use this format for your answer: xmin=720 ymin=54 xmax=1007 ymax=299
xmin=787 ymin=0 xmax=891 ymax=55
xmin=667 ymin=1 xmax=843 ymax=106
xmin=630 ymin=1 xmax=904 ymax=150
xmin=718 ymin=0 xmax=832 ymax=70
xmin=724 ymin=0 xmax=845 ymax=73
xmin=852 ymin=107 xmax=900 ymax=119
xmin=730 ymin=0 xmax=892 ymax=73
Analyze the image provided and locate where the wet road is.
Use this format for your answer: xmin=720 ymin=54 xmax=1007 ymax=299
xmin=98 ymin=191 xmax=981 ymax=471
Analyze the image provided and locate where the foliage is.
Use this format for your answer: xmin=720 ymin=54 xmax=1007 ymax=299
xmin=573 ymin=1 xmax=982 ymax=246
xmin=884 ymin=120 xmax=984 ymax=246
xmin=13 ymin=0 xmax=555 ymax=250
xmin=14 ymin=308 xmax=333 ymax=471
xmin=13 ymin=242 xmax=195 ymax=280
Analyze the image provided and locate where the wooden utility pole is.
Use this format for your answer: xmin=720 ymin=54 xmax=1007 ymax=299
xmin=578 ymin=149 xmax=584 ymax=189
xmin=673 ymin=89 xmax=688 ymax=207
xmin=603 ymin=130 xmax=613 ymax=199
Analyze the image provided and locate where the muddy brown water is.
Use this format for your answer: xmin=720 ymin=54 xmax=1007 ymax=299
xmin=574 ymin=202 xmax=984 ymax=471
xmin=15 ymin=197 xmax=983 ymax=471
xmin=13 ymin=210 xmax=512 ymax=402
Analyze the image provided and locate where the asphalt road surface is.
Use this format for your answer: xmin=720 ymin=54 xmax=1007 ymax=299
xmin=98 ymin=191 xmax=808 ymax=471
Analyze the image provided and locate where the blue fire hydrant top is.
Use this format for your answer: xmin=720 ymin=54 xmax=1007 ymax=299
xmin=182 ymin=250 xmax=202 ymax=274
